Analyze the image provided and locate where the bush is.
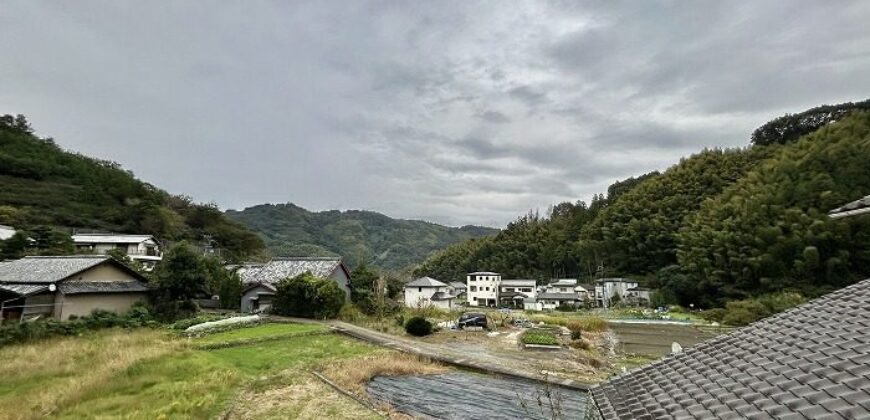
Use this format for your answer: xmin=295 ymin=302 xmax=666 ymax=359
xmin=272 ymin=272 xmax=346 ymax=319
xmin=338 ymin=303 xmax=365 ymax=322
xmin=0 ymin=304 xmax=155 ymax=346
xmin=404 ymin=316 xmax=433 ymax=337
xmin=699 ymin=308 xmax=727 ymax=323
xmin=723 ymin=299 xmax=771 ymax=326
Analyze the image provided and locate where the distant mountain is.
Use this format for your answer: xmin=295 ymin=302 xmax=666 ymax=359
xmin=225 ymin=203 xmax=499 ymax=270
xmin=0 ymin=114 xmax=264 ymax=260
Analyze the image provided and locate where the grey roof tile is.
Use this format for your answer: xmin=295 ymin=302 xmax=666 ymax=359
xmin=590 ymin=278 xmax=870 ymax=419
xmin=0 ymin=256 xmax=111 ymax=283
xmin=241 ymin=257 xmax=344 ymax=285
xmin=406 ymin=277 xmax=448 ymax=287
xmin=58 ymin=281 xmax=150 ymax=294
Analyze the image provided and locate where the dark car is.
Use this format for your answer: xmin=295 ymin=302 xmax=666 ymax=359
xmin=458 ymin=312 xmax=487 ymax=329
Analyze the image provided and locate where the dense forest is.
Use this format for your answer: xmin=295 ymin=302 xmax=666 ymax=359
xmin=0 ymin=115 xmax=264 ymax=260
xmin=225 ymin=203 xmax=498 ymax=270
xmin=415 ymin=102 xmax=870 ymax=308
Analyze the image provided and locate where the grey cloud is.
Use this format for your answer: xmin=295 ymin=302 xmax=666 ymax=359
xmin=1 ymin=1 xmax=869 ymax=228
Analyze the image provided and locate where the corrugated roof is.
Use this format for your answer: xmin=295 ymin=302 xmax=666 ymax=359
xmin=590 ymin=278 xmax=870 ymax=419
xmin=430 ymin=291 xmax=456 ymax=300
xmin=406 ymin=277 xmax=448 ymax=287
xmin=829 ymin=195 xmax=870 ymax=218
xmin=59 ymin=281 xmax=150 ymax=294
xmin=0 ymin=283 xmax=49 ymax=296
xmin=0 ymin=256 xmax=111 ymax=283
xmin=242 ymin=257 xmax=343 ymax=285
xmin=72 ymin=234 xmax=156 ymax=244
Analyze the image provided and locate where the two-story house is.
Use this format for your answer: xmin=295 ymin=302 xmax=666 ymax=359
xmin=72 ymin=233 xmax=163 ymax=271
xmin=594 ymin=278 xmax=639 ymax=308
xmin=498 ymin=279 xmax=537 ymax=308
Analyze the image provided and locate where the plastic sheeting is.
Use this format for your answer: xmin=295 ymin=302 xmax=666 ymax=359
xmin=367 ymin=372 xmax=588 ymax=419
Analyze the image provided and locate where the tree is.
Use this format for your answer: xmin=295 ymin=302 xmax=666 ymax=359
xmin=349 ymin=262 xmax=379 ymax=306
xmin=152 ymin=243 xmax=208 ymax=316
xmin=204 ymin=257 xmax=243 ymax=309
xmin=272 ymin=272 xmax=345 ymax=319
xmin=0 ymin=232 xmax=29 ymax=260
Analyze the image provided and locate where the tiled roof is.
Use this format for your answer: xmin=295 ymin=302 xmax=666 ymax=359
xmin=59 ymin=281 xmax=150 ymax=294
xmin=449 ymin=282 xmax=467 ymax=290
xmin=590 ymin=278 xmax=870 ymax=419
xmin=71 ymin=234 xmax=156 ymax=244
xmin=0 ymin=256 xmax=111 ymax=283
xmin=406 ymin=277 xmax=448 ymax=287
xmin=242 ymin=257 xmax=343 ymax=285
xmin=829 ymin=195 xmax=870 ymax=218
xmin=550 ymin=279 xmax=578 ymax=286
xmin=468 ymin=271 xmax=500 ymax=275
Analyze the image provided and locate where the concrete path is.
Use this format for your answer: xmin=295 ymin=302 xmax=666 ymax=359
xmin=328 ymin=320 xmax=592 ymax=391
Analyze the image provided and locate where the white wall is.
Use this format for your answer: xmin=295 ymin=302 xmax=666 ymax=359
xmin=466 ymin=273 xmax=500 ymax=306
xmin=404 ymin=285 xmax=453 ymax=309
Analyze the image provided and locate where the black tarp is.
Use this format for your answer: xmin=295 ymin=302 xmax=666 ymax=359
xmin=367 ymin=372 xmax=588 ymax=419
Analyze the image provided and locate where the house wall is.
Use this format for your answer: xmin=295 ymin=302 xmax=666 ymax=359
xmin=241 ymin=285 xmax=274 ymax=313
xmin=54 ymin=293 xmax=147 ymax=320
xmin=466 ymin=274 xmax=500 ymax=306
xmin=328 ymin=269 xmax=351 ymax=298
xmin=22 ymin=293 xmax=56 ymax=317
xmin=404 ymin=286 xmax=453 ymax=309
xmin=64 ymin=263 xmax=138 ymax=282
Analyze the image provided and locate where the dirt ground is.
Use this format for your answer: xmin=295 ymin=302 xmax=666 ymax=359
xmin=609 ymin=322 xmax=725 ymax=356
xmin=416 ymin=325 xmax=609 ymax=382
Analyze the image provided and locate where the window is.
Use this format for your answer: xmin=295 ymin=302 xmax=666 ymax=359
xmin=470 ymin=286 xmax=477 ymax=292
xmin=472 ymin=297 xmax=477 ymax=301
xmin=418 ymin=287 xmax=422 ymax=292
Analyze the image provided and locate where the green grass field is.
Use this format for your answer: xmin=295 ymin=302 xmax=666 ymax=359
xmin=193 ymin=322 xmax=327 ymax=345
xmin=0 ymin=324 xmax=382 ymax=419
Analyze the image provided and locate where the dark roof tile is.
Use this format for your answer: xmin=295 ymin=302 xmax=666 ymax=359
xmin=590 ymin=278 xmax=870 ymax=419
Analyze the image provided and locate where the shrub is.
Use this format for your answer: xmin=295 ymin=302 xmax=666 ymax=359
xmin=272 ymin=272 xmax=346 ymax=319
xmin=723 ymin=299 xmax=771 ymax=326
xmin=0 ymin=305 xmax=155 ymax=346
xmin=338 ymin=303 xmax=365 ymax=322
xmin=404 ymin=316 xmax=433 ymax=337
xmin=699 ymin=308 xmax=727 ymax=323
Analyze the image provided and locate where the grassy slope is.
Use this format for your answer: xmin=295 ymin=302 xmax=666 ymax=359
xmin=0 ymin=327 xmax=381 ymax=419
xmin=226 ymin=203 xmax=498 ymax=270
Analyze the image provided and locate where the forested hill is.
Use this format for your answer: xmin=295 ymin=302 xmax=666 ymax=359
xmin=414 ymin=101 xmax=870 ymax=308
xmin=225 ymin=203 xmax=498 ymax=270
xmin=0 ymin=115 xmax=264 ymax=260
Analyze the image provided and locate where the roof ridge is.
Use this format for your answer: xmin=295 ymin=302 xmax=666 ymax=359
xmin=22 ymin=255 xmax=110 ymax=259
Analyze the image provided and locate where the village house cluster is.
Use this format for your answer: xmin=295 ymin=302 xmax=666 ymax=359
xmin=402 ymin=271 xmax=652 ymax=311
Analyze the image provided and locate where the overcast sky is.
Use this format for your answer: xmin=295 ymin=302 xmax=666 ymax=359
xmin=2 ymin=2 xmax=869 ymax=227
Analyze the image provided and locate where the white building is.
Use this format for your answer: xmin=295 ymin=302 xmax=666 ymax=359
xmin=533 ymin=279 xmax=587 ymax=310
xmin=466 ymin=271 xmax=500 ymax=307
xmin=0 ymin=225 xmax=16 ymax=241
xmin=595 ymin=278 xmax=640 ymax=308
xmin=404 ymin=277 xmax=456 ymax=310
xmin=498 ymin=279 xmax=537 ymax=308
xmin=72 ymin=233 xmax=163 ymax=271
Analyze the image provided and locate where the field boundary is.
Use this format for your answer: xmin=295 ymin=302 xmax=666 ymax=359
xmin=330 ymin=322 xmax=592 ymax=391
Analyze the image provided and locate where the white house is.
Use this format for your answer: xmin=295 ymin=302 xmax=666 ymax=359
xmin=625 ymin=286 xmax=652 ymax=305
xmin=533 ymin=279 xmax=587 ymax=310
xmin=466 ymin=271 xmax=500 ymax=307
xmin=72 ymin=233 xmax=163 ymax=271
xmin=498 ymin=279 xmax=537 ymax=308
xmin=595 ymin=278 xmax=640 ymax=308
xmin=0 ymin=225 xmax=16 ymax=241
xmin=404 ymin=277 xmax=456 ymax=310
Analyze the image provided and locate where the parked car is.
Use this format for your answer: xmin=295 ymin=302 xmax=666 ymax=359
xmin=458 ymin=312 xmax=487 ymax=329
